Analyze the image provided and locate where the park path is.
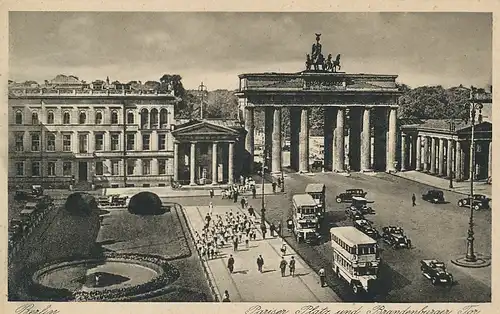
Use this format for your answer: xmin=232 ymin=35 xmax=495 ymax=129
xmin=183 ymin=204 xmax=341 ymax=302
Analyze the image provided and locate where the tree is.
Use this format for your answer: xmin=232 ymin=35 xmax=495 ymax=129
xmin=159 ymin=74 xmax=188 ymax=116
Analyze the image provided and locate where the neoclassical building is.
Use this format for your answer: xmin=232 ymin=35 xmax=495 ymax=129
xmin=400 ymin=119 xmax=492 ymax=181
xmin=8 ymin=78 xmax=179 ymax=189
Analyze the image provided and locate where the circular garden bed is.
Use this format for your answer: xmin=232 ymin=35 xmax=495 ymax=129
xmin=29 ymin=252 xmax=180 ymax=301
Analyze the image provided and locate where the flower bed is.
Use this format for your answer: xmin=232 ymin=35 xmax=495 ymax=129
xmin=29 ymin=252 xmax=180 ymax=302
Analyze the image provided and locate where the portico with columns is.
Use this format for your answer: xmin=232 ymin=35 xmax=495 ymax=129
xmin=171 ymin=119 xmax=246 ymax=186
xmin=400 ymin=119 xmax=492 ymax=181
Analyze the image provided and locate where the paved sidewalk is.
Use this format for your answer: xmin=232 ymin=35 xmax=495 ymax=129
xmin=183 ymin=205 xmax=341 ymax=302
xmin=390 ymin=170 xmax=492 ymax=199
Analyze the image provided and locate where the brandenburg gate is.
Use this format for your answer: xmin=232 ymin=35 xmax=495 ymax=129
xmin=236 ymin=34 xmax=403 ymax=174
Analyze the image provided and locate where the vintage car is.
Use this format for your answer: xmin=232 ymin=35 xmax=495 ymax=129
xmin=422 ymin=190 xmax=445 ymax=204
xmin=9 ymin=219 xmax=25 ymax=240
xmin=336 ymin=189 xmax=368 ymax=203
xmin=420 ymin=259 xmax=453 ymax=286
xmin=353 ymin=219 xmax=379 ymax=239
xmin=32 ymin=185 xmax=44 ymax=197
xmin=345 ymin=207 xmax=365 ymax=221
xmin=457 ymin=194 xmax=490 ymax=210
xmin=349 ymin=196 xmax=375 ymax=214
xmin=382 ymin=226 xmax=412 ymax=249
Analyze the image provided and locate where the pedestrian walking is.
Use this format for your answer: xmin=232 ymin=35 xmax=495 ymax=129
xmin=248 ymin=205 xmax=255 ymax=217
xmin=319 ymin=267 xmax=326 ymax=287
xmin=209 ymin=202 xmax=214 ymax=215
xmin=280 ymin=242 xmax=287 ymax=256
xmin=277 ymin=176 xmax=282 ymax=188
xmin=272 ymin=182 xmax=277 ymax=193
xmin=270 ymin=223 xmax=276 ymax=237
xmin=261 ymin=224 xmax=267 ymax=239
xmin=227 ymin=254 xmax=235 ymax=273
xmin=210 ymin=188 xmax=214 ymax=198
xmin=276 ymin=221 xmax=282 ymax=237
xmin=289 ymin=256 xmax=296 ymax=277
xmin=222 ymin=290 xmax=231 ymax=302
xmin=279 ymin=257 xmax=288 ymax=277
xmin=240 ymin=197 xmax=245 ymax=209
xmin=252 ymin=186 xmax=257 ymax=199
xmin=244 ymin=233 xmax=249 ymax=248
xmin=412 ymin=193 xmax=416 ymax=206
xmin=257 ymin=255 xmax=264 ymax=273
xmin=233 ymin=236 xmax=238 ymax=251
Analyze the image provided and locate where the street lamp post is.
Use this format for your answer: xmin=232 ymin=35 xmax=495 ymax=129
xmin=198 ymin=82 xmax=208 ymax=120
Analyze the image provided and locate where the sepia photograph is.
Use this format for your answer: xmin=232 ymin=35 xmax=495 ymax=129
xmin=6 ymin=11 xmax=492 ymax=304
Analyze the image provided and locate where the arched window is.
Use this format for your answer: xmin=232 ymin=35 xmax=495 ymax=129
xmin=15 ymin=110 xmax=23 ymax=125
xmin=160 ymin=108 xmax=169 ymax=127
xmin=150 ymin=108 xmax=159 ymax=127
xmin=47 ymin=111 xmax=54 ymax=124
xmin=79 ymin=112 xmax=87 ymax=124
xmin=95 ymin=111 xmax=103 ymax=124
xmin=63 ymin=111 xmax=70 ymax=124
xmin=140 ymin=108 xmax=149 ymax=128
xmin=111 ymin=110 xmax=119 ymax=124
xmin=32 ymin=112 xmax=39 ymax=125
xmin=127 ymin=111 xmax=134 ymax=124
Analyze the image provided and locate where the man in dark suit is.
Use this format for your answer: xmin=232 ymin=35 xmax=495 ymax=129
xmin=227 ymin=254 xmax=235 ymax=274
xmin=257 ymin=255 xmax=264 ymax=273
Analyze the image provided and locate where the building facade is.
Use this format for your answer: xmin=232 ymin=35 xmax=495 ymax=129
xmin=8 ymin=81 xmax=179 ymax=189
xmin=400 ymin=120 xmax=492 ymax=181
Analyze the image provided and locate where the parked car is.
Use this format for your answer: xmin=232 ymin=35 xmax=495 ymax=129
xmin=420 ymin=259 xmax=453 ymax=286
xmin=382 ymin=226 xmax=412 ymax=249
xmin=353 ymin=219 xmax=379 ymax=239
xmin=345 ymin=207 xmax=365 ymax=221
xmin=422 ymin=190 xmax=445 ymax=204
xmin=349 ymin=196 xmax=375 ymax=214
xmin=336 ymin=189 xmax=368 ymax=203
xmin=31 ymin=184 xmax=44 ymax=197
xmin=457 ymin=194 xmax=490 ymax=210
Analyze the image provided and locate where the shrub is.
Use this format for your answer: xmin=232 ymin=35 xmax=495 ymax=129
xmin=128 ymin=192 xmax=163 ymax=215
xmin=65 ymin=193 xmax=98 ymax=216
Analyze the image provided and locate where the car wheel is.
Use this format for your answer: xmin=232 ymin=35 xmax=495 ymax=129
xmin=336 ymin=197 xmax=342 ymax=203
xmin=474 ymin=204 xmax=480 ymax=211
xmin=431 ymin=277 xmax=437 ymax=285
xmin=352 ymin=283 xmax=359 ymax=294
xmin=458 ymin=201 xmax=463 ymax=207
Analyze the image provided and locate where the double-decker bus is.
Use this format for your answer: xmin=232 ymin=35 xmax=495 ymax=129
xmin=287 ymin=194 xmax=321 ymax=244
xmin=330 ymin=226 xmax=380 ymax=294
xmin=305 ymin=183 xmax=326 ymax=219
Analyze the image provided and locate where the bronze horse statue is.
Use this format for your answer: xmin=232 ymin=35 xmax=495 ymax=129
xmin=332 ymin=54 xmax=341 ymax=72
xmin=323 ymin=54 xmax=342 ymax=72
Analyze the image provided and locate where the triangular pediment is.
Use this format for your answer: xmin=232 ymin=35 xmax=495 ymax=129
xmin=172 ymin=120 xmax=240 ymax=137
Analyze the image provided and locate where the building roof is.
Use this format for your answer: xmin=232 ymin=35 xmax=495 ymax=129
xmin=330 ymin=226 xmax=377 ymax=246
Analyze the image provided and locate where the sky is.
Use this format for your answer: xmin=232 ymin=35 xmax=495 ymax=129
xmin=9 ymin=12 xmax=492 ymax=91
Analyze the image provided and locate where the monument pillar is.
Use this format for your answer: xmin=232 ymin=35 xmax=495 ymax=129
xmin=228 ymin=141 xmax=234 ymax=185
xmin=430 ymin=137 xmax=437 ymax=174
xmin=290 ymin=108 xmax=300 ymax=171
xmin=400 ymin=133 xmax=407 ymax=171
xmin=360 ymin=107 xmax=372 ymax=172
xmin=438 ymin=137 xmax=445 ymax=176
xmin=373 ymin=108 xmax=387 ymax=171
xmin=299 ymin=107 xmax=309 ymax=173
xmin=423 ymin=137 xmax=429 ymax=172
xmin=456 ymin=141 xmax=463 ymax=180
xmin=244 ymin=107 xmax=255 ymax=173
xmin=173 ymin=142 xmax=179 ymax=182
xmin=190 ymin=142 xmax=196 ymax=186
xmin=447 ymin=139 xmax=453 ymax=178
xmin=323 ymin=107 xmax=335 ymax=171
xmin=334 ymin=107 xmax=345 ymax=172
xmin=212 ymin=142 xmax=218 ymax=185
xmin=271 ymin=107 xmax=282 ymax=174
xmin=264 ymin=107 xmax=273 ymax=171
xmin=349 ymin=107 xmax=362 ymax=171
xmin=415 ymin=136 xmax=422 ymax=171
xmin=386 ymin=107 xmax=397 ymax=173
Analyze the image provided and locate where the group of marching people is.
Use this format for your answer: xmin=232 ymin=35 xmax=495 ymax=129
xmin=194 ymin=204 xmax=260 ymax=261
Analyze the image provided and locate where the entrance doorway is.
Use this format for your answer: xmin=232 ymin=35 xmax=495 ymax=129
xmin=78 ymin=161 xmax=88 ymax=182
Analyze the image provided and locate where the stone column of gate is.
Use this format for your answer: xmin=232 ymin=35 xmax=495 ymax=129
xmin=400 ymin=133 xmax=407 ymax=171
xmin=228 ymin=141 xmax=234 ymax=184
xmin=190 ymin=142 xmax=196 ymax=185
xmin=438 ymin=138 xmax=445 ymax=176
xmin=290 ymin=108 xmax=300 ymax=171
xmin=447 ymin=139 xmax=453 ymax=178
xmin=455 ymin=140 xmax=462 ymax=180
xmin=323 ymin=107 xmax=335 ymax=171
xmin=349 ymin=107 xmax=362 ymax=171
xmin=173 ymin=142 xmax=179 ymax=182
xmin=488 ymin=140 xmax=492 ymax=179
xmin=423 ymin=137 xmax=429 ymax=171
xmin=334 ymin=107 xmax=345 ymax=172
xmin=244 ymin=107 xmax=255 ymax=174
xmin=271 ymin=107 xmax=282 ymax=174
xmin=212 ymin=142 xmax=218 ymax=185
xmin=430 ymin=137 xmax=437 ymax=174
xmin=264 ymin=107 xmax=274 ymax=171
xmin=415 ymin=135 xmax=422 ymax=171
xmin=407 ymin=135 xmax=413 ymax=170
xmin=299 ymin=107 xmax=310 ymax=173
xmin=386 ymin=106 xmax=397 ymax=173
xmin=360 ymin=107 xmax=372 ymax=172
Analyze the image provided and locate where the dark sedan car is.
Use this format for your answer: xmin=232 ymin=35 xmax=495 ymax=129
xmin=457 ymin=194 xmax=490 ymax=210
xmin=422 ymin=190 xmax=445 ymax=204
xmin=420 ymin=259 xmax=453 ymax=286
xmin=336 ymin=189 xmax=367 ymax=203
xmin=354 ymin=219 xmax=379 ymax=239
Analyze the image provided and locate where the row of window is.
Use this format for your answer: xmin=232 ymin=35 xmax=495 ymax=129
xmin=333 ymin=252 xmax=378 ymax=276
xmin=13 ymin=108 xmax=171 ymax=126
xmin=14 ymin=159 xmax=169 ymax=177
xmin=332 ymin=234 xmax=377 ymax=255
xmin=13 ymin=132 xmax=170 ymax=153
